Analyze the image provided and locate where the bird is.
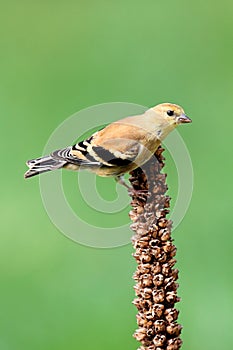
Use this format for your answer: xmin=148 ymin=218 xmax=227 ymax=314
xmin=24 ymin=103 xmax=191 ymax=187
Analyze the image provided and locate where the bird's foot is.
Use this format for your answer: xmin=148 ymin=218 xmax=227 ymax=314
xmin=127 ymin=187 xmax=150 ymax=198
xmin=115 ymin=175 xmax=132 ymax=190
xmin=115 ymin=176 xmax=150 ymax=198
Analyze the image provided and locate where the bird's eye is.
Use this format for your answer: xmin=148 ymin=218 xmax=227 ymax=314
xmin=167 ymin=110 xmax=174 ymax=116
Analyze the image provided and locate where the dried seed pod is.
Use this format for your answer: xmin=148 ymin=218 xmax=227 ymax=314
xmin=141 ymin=274 xmax=153 ymax=287
xmin=134 ymin=284 xmax=142 ymax=297
xmin=163 ymin=241 xmax=174 ymax=253
xmin=167 ymin=337 xmax=183 ymax=350
xmin=136 ymin=313 xmax=147 ymax=328
xmin=172 ymin=269 xmax=179 ymax=280
xmin=154 ymin=319 xmax=166 ymax=332
xmin=160 ymin=228 xmax=171 ymax=241
xmin=151 ymin=247 xmax=162 ymax=259
xmin=140 ymin=251 xmax=152 ymax=263
xmin=166 ymin=291 xmax=181 ymax=304
xmin=149 ymin=239 xmax=160 ymax=248
xmin=134 ymin=328 xmax=147 ymax=342
xmin=146 ymin=328 xmax=155 ymax=337
xmin=157 ymin=252 xmax=167 ymax=263
xmin=153 ymin=334 xmax=166 ymax=347
xmin=151 ymin=303 xmax=164 ymax=318
xmin=152 ymin=289 xmax=165 ymax=303
xmin=164 ymin=277 xmax=175 ymax=289
xmin=144 ymin=309 xmax=154 ymax=321
xmin=158 ymin=218 xmax=167 ymax=228
xmin=141 ymin=288 xmax=153 ymax=299
xmin=169 ymin=246 xmax=177 ymax=257
xmin=161 ymin=262 xmax=172 ymax=276
xmin=140 ymin=299 xmax=153 ymax=310
xmin=152 ymin=274 xmax=164 ymax=287
xmin=132 ymin=298 xmax=141 ymax=309
xmin=151 ymin=262 xmax=161 ymax=274
xmin=138 ymin=263 xmax=152 ymax=274
xmin=133 ymin=239 xmax=149 ymax=249
xmin=164 ymin=308 xmax=179 ymax=323
xmin=166 ymin=322 xmax=182 ymax=336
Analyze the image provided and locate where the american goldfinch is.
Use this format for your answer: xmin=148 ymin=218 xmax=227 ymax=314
xmin=24 ymin=103 xmax=191 ymax=183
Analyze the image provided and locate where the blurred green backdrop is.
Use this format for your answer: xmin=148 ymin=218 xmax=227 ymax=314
xmin=1 ymin=0 xmax=233 ymax=349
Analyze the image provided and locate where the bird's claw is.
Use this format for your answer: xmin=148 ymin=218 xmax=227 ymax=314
xmin=127 ymin=187 xmax=150 ymax=198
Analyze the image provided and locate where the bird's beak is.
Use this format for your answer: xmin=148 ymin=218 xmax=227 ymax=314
xmin=178 ymin=114 xmax=192 ymax=124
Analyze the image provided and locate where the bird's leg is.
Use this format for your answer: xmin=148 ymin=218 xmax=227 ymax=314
xmin=115 ymin=175 xmax=149 ymax=197
xmin=115 ymin=175 xmax=132 ymax=190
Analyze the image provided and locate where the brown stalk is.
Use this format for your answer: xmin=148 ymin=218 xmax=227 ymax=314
xmin=129 ymin=146 xmax=182 ymax=350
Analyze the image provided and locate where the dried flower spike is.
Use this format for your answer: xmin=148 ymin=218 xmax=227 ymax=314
xmin=129 ymin=146 xmax=182 ymax=350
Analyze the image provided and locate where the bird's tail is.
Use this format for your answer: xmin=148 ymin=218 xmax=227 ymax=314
xmin=24 ymin=155 xmax=67 ymax=179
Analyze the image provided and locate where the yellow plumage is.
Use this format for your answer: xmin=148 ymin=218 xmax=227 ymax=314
xmin=24 ymin=103 xmax=191 ymax=180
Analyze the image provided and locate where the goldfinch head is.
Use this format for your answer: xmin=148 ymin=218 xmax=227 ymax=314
xmin=152 ymin=103 xmax=192 ymax=125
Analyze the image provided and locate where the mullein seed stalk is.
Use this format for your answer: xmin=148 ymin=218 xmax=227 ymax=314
xmin=129 ymin=146 xmax=182 ymax=350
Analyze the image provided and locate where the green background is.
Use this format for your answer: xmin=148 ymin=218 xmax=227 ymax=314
xmin=1 ymin=1 xmax=233 ymax=349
